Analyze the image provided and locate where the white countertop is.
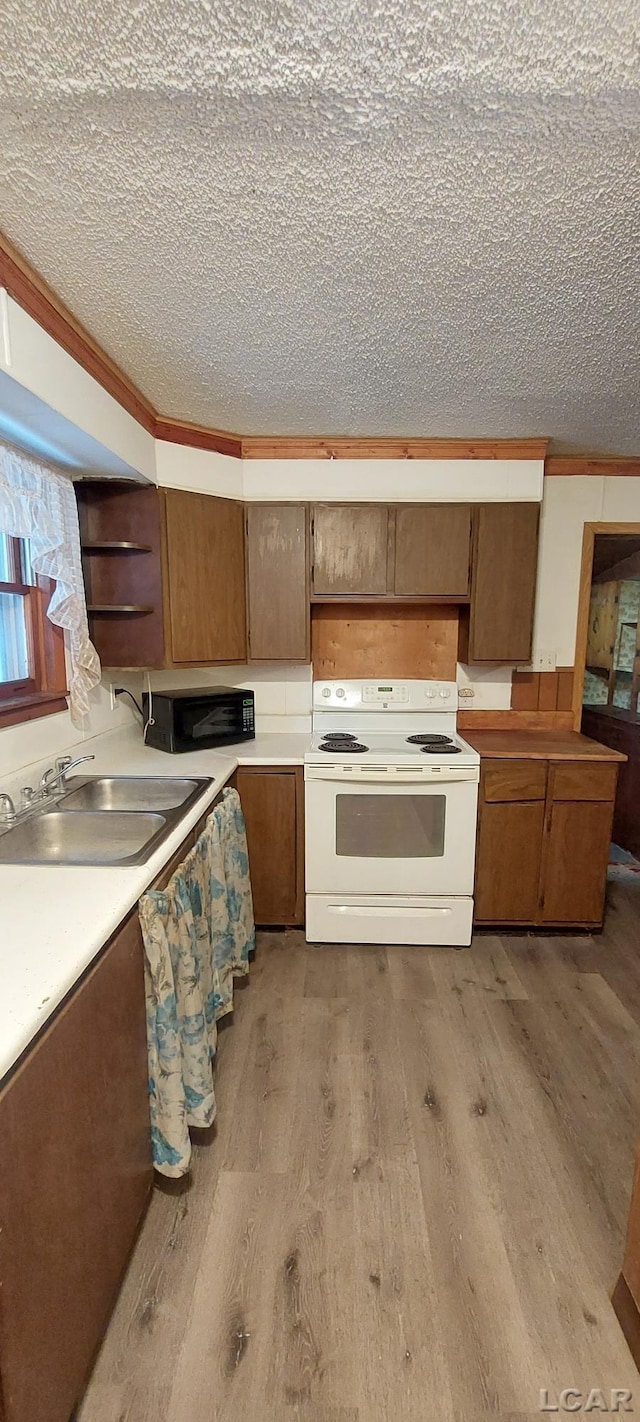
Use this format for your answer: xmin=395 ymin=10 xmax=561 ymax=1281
xmin=0 ymin=726 xmax=309 ymax=1086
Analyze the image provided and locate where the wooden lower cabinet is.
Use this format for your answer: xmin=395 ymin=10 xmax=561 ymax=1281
xmin=540 ymin=799 xmax=614 ymax=924
xmin=474 ymin=756 xmax=618 ymax=929
xmin=0 ymin=914 xmax=152 ymax=1422
xmin=236 ymin=766 xmax=304 ymax=926
xmin=474 ymin=799 xmax=546 ymax=923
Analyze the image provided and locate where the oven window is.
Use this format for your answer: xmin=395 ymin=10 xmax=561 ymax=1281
xmin=335 ymin=794 xmax=446 ymax=858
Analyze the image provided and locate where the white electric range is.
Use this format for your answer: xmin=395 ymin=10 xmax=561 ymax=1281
xmin=304 ymin=679 xmax=480 ymax=947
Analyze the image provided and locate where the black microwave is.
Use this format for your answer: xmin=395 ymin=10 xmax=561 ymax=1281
xmin=141 ymin=686 xmax=255 ymax=753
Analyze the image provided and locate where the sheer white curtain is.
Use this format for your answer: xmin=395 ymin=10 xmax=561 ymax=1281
xmin=0 ymin=443 xmax=100 ymax=724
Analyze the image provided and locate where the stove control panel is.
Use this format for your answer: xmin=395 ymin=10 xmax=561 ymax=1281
xmin=313 ymin=680 xmax=458 ymax=711
xmin=362 ymin=684 xmax=409 ymax=703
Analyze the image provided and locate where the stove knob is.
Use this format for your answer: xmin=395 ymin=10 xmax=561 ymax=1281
xmin=439 ymin=688 xmax=450 ymax=698
xmin=322 ymin=688 xmax=331 ymax=698
xmin=425 ymin=688 xmax=436 ymax=699
xmin=336 ymin=687 xmax=346 ymax=699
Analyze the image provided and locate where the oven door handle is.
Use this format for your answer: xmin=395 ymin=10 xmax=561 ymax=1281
xmin=304 ymin=766 xmax=479 ymax=784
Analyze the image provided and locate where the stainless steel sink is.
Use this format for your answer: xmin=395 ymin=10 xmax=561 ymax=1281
xmin=60 ymin=776 xmax=203 ymax=812
xmin=0 ymin=775 xmax=214 ymax=865
xmin=0 ymin=810 xmax=168 ymax=866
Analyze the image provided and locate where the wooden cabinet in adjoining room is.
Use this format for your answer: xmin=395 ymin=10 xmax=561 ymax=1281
xmin=162 ymin=488 xmax=246 ymax=663
xmin=235 ymin=766 xmax=304 ymax=926
xmin=473 ymin=747 xmax=621 ymax=930
xmin=464 ymin=502 xmax=540 ymax=663
xmin=311 ymin=504 xmax=390 ymax=597
xmin=393 ymin=503 xmax=471 ymax=598
xmin=0 ymin=914 xmax=152 ymax=1422
xmin=245 ymin=503 xmax=309 ymax=661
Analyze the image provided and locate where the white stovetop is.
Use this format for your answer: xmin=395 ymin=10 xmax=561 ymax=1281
xmin=0 ymin=724 xmax=308 ymax=1086
xmin=306 ymin=731 xmax=479 ymax=766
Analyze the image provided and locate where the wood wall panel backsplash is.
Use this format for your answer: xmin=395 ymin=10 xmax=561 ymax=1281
xmin=511 ymin=668 xmax=575 ymax=713
xmin=311 ymin=603 xmax=458 ymax=680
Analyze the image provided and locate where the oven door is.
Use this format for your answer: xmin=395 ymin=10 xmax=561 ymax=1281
xmin=305 ymin=766 xmax=479 ymax=897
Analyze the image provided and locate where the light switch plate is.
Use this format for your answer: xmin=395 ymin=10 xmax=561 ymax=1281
xmin=518 ymin=652 xmax=557 ymax=672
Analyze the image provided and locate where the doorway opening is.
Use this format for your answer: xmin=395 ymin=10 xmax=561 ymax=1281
xmin=576 ymin=523 xmax=640 ymax=860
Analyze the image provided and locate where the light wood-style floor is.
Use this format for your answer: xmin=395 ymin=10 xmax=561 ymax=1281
xmin=78 ymin=877 xmax=640 ymax=1421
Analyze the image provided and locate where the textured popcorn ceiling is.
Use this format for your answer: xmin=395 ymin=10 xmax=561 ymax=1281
xmin=1 ymin=0 xmax=639 ymax=448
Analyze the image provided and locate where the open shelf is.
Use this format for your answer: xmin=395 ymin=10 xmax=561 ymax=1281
xmin=81 ymin=541 xmax=152 ymax=552
xmin=87 ymin=605 xmax=154 ymax=615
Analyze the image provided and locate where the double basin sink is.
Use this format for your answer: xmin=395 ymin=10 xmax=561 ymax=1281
xmin=0 ymin=776 xmax=213 ymax=867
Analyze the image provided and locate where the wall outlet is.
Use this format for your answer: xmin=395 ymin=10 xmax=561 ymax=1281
xmin=534 ymin=652 xmax=557 ymax=672
xmin=518 ymin=653 xmax=557 ymax=673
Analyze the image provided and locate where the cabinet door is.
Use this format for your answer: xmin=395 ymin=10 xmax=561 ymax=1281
xmin=540 ymin=799 xmax=613 ymax=925
xmin=394 ymin=504 xmax=471 ymax=597
xmin=468 ymin=503 xmax=540 ymax=662
xmin=236 ymin=767 xmax=303 ymax=925
xmin=0 ymin=915 xmax=151 ymax=1422
xmin=474 ymin=799 xmax=545 ymax=922
xmin=312 ymin=505 xmax=389 ymax=596
xmin=246 ymin=504 xmax=309 ymax=660
xmin=163 ymin=489 xmax=246 ymax=662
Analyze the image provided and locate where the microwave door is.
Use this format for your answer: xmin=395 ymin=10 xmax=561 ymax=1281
xmin=177 ymin=699 xmax=238 ymax=743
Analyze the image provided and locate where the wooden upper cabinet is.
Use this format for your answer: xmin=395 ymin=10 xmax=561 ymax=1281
xmin=246 ymin=504 xmax=309 ymax=661
xmin=162 ymin=489 xmax=246 ymax=663
xmin=393 ymin=504 xmax=471 ymax=597
xmin=311 ymin=505 xmax=390 ymax=597
xmin=467 ymin=503 xmax=540 ymax=662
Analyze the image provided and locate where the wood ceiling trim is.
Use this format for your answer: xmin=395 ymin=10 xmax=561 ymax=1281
xmin=240 ymin=436 xmax=549 ymax=460
xmin=155 ymin=416 xmax=243 ymax=460
xmin=545 ymin=457 xmax=640 ymax=476
xmin=2 ymin=233 xmax=637 ymax=468
xmin=0 ymin=229 xmax=157 ymax=436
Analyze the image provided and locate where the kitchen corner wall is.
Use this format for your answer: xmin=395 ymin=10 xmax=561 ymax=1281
xmin=114 ymin=662 xmax=313 ymax=734
xmin=533 ymin=475 xmax=640 ymax=669
xmin=0 ymin=683 xmax=135 ymax=782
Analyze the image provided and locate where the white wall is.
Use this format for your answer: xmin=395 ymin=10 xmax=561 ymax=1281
xmin=155 ymin=441 xmax=243 ymax=499
xmin=115 ymin=663 xmax=313 ymax=734
xmin=0 ymin=662 xmax=313 ymax=783
xmin=241 ymin=457 xmax=544 ymax=502
xmin=0 ymin=294 xmax=156 ymax=483
xmin=0 ymin=683 xmax=135 ymax=787
xmin=532 ymin=476 xmax=640 ymax=669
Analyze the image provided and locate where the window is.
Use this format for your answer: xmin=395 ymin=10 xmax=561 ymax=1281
xmin=0 ymin=532 xmax=67 ymax=726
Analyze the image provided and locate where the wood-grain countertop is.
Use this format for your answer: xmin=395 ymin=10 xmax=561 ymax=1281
xmin=464 ymin=729 xmax=627 ymax=762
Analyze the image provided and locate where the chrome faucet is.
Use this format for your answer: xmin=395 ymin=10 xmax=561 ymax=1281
xmin=40 ymin=754 xmax=95 ymax=795
xmin=0 ymin=793 xmax=16 ymax=826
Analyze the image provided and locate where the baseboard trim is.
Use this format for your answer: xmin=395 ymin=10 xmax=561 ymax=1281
xmin=612 ymin=1273 xmax=640 ymax=1369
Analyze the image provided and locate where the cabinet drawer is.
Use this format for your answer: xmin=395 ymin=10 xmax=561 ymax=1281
xmin=550 ymin=762 xmax=618 ymax=802
xmin=481 ymin=759 xmax=547 ymax=803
